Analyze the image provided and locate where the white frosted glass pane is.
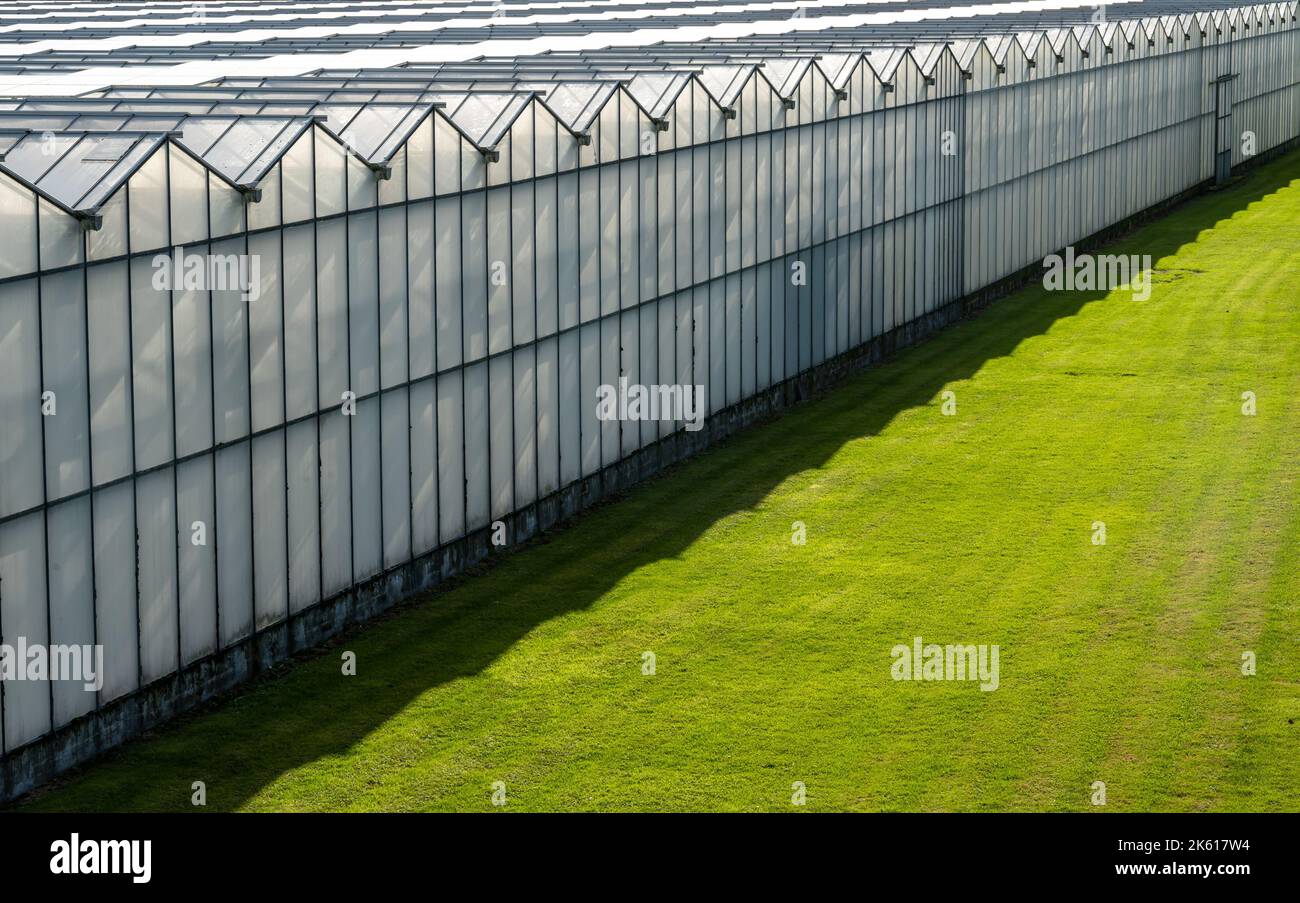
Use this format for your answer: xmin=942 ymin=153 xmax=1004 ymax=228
xmin=168 ymin=149 xmax=209 ymax=246
xmin=215 ymin=442 xmax=253 ymax=646
xmin=87 ymin=189 xmax=127 ymax=261
xmin=0 ymin=279 xmax=43 ymax=518
xmin=558 ymin=329 xmax=580 ymax=488
xmin=0 ymin=512 xmax=51 ymax=748
xmin=407 ymin=200 xmax=435 ymax=379
xmin=47 ymin=496 xmax=96 ymax=727
xmin=346 ymin=155 xmax=377 ymax=211
xmin=281 ymin=131 xmax=314 ymax=224
xmin=409 ymin=380 xmax=437 ymax=555
xmin=407 ymin=118 xmax=433 ymax=201
xmin=286 ymin=419 xmax=320 ymax=614
xmin=127 ymin=151 xmax=169 ymax=253
xmin=350 ymin=397 xmax=381 ymax=580
xmin=136 ymin=467 xmax=178 ymax=684
xmin=172 ymin=271 xmax=213 ymax=457
xmin=378 ymin=206 xmax=408 ymax=389
xmin=378 ymin=147 xmax=405 ymax=208
xmin=94 ymin=482 xmax=138 ymax=703
xmin=41 ymin=270 xmax=90 ymax=500
xmin=534 ymin=110 xmax=556 ymax=177
xmin=557 ymin=173 xmax=579 ymax=330
xmin=316 ymin=218 xmax=348 ymax=406
xmin=436 ymin=371 xmax=464 ymax=540
xmin=511 ymin=182 xmax=535 ymax=345
xmin=486 ymin=188 xmax=510 ymax=355
xmin=579 ymin=323 xmax=600 ymax=476
xmin=87 ymin=262 xmax=132 ymax=485
xmin=176 ymin=454 xmax=217 ymax=665
xmin=616 ymin=314 xmax=636 ymax=457
xmin=211 ymin=238 xmax=250 ymax=444
xmin=380 ymin=388 xmax=410 ymax=570
xmin=510 ymin=106 xmax=534 ymax=181
xmin=0 ymin=174 xmax=37 ymax=277
xmin=348 ymin=211 xmax=379 ymax=396
xmin=283 ymin=225 xmax=317 ymax=421
xmin=464 ymin=362 xmax=489 ymax=531
xmin=434 ymin=196 xmax=462 ymax=369
xmin=536 ymin=336 xmax=559 ymax=496
xmin=39 ymin=198 xmax=82 ymax=270
xmin=131 ymin=256 xmax=174 ymax=470
xmin=247 ymin=164 xmax=281 ymax=232
xmin=319 ymin=410 xmax=352 ymax=596
xmin=433 ymin=117 xmax=461 ymax=196
xmin=252 ymin=431 xmax=287 ymax=629
xmin=462 ymin=193 xmax=487 ymax=361
xmin=208 ymin=177 xmax=243 ymax=239
xmin=600 ymin=318 xmax=618 ymax=465
xmin=512 ymin=347 xmax=536 ymax=508
xmin=534 ymin=177 xmax=557 ymax=338
xmin=489 ymin=354 xmax=513 ymax=519
xmin=315 ymin=128 xmax=346 ymax=218
xmin=248 ymin=231 xmax=284 ymax=432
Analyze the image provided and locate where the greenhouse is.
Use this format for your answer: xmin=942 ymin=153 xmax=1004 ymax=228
xmin=0 ymin=0 xmax=1297 ymax=800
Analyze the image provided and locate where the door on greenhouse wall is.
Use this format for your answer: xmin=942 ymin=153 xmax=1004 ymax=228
xmin=1213 ymin=74 xmax=1236 ymax=185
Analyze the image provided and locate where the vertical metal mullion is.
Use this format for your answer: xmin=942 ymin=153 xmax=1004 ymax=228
xmin=482 ymin=159 xmax=492 ymax=539
xmin=311 ymin=128 xmax=324 ymax=615
xmin=754 ymin=102 xmax=760 ymax=388
xmin=507 ymin=126 xmax=517 ymax=533
xmin=530 ymin=106 xmax=540 ymax=517
xmin=458 ymin=140 xmax=468 ymax=547
xmin=81 ymin=213 xmax=100 ymax=714
xmin=551 ymin=117 xmax=560 ymax=493
xmin=344 ymin=149 xmax=356 ymax=601
xmin=575 ymin=141 xmax=582 ymax=495
xmin=504 ymin=129 xmax=516 ymax=532
xmin=124 ymin=179 xmax=143 ymax=692
xmin=278 ymin=161 xmax=291 ymax=626
xmin=651 ymin=116 xmax=660 ymax=453
xmin=430 ymin=127 xmax=440 ymax=554
xmin=671 ymin=134 xmax=679 ymax=446
xmin=34 ymin=193 xmax=55 ymax=738
xmin=768 ymin=108 xmax=775 ymax=388
xmin=615 ymin=101 xmax=624 ymax=471
xmin=689 ymin=89 xmax=696 ymax=415
xmin=374 ymin=189 xmax=384 ymax=579
xmin=790 ymin=108 xmax=800 ymax=376
xmin=165 ymin=144 xmax=183 ymax=671
xmin=596 ymin=120 xmax=604 ymax=485
xmin=242 ymin=183 xmax=257 ymax=643
xmin=403 ymin=150 xmax=414 ymax=568
xmin=206 ymin=171 xmax=221 ymax=656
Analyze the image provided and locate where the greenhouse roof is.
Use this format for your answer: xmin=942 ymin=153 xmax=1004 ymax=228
xmin=0 ymin=0 xmax=1293 ymax=219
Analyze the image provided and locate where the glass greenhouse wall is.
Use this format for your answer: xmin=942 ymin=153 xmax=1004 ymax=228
xmin=0 ymin=0 xmax=1297 ymax=798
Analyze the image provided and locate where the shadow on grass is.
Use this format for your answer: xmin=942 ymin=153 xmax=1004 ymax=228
xmin=15 ymin=152 xmax=1300 ymax=812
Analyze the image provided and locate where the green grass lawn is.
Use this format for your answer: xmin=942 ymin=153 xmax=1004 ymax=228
xmin=17 ymin=151 xmax=1300 ymax=813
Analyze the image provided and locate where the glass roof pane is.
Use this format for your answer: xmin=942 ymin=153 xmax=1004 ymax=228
xmin=37 ymin=134 xmax=140 ymax=208
xmin=201 ymin=118 xmax=294 ymax=184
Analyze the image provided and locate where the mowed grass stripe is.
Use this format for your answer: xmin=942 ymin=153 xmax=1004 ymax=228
xmin=15 ymin=152 xmax=1300 ymax=813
